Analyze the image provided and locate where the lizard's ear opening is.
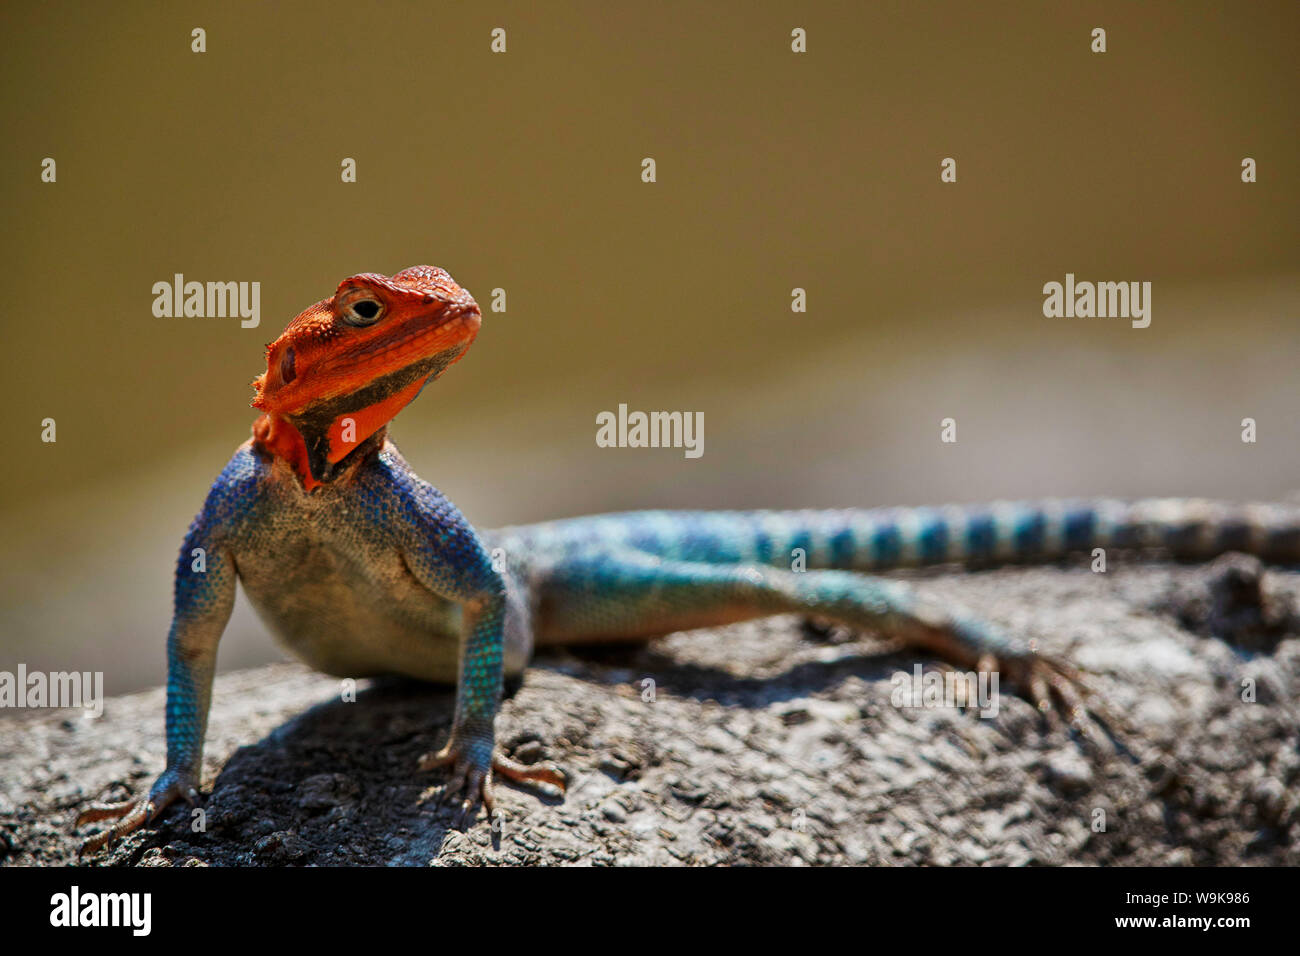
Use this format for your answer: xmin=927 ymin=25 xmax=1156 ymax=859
xmin=279 ymin=347 xmax=297 ymax=384
xmin=253 ymin=343 xmax=302 ymax=411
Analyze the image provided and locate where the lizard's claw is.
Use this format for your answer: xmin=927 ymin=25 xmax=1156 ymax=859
xmin=418 ymin=744 xmax=566 ymax=827
xmin=419 ymin=742 xmax=491 ymax=826
xmin=979 ymin=650 xmax=1123 ymax=753
xmin=74 ymin=772 xmax=198 ymax=856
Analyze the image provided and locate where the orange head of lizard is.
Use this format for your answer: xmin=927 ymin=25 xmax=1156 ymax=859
xmin=251 ymin=266 xmax=482 ymax=488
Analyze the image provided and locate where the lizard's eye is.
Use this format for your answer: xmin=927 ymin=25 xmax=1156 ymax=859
xmin=343 ymin=297 xmax=384 ymax=326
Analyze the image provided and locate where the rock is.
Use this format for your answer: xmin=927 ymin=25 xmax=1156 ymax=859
xmin=1154 ymin=552 xmax=1297 ymax=652
xmin=2 ymin=562 xmax=1299 ymax=866
xmin=296 ymin=773 xmax=360 ymax=812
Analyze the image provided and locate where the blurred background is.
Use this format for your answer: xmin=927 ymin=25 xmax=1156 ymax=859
xmin=1 ymin=1 xmax=1296 ymax=694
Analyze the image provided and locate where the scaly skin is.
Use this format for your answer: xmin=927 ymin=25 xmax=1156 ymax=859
xmin=75 ymin=266 xmax=1300 ymax=854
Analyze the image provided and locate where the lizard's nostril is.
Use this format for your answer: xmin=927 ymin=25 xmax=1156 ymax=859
xmin=280 ymin=347 xmax=296 ymax=384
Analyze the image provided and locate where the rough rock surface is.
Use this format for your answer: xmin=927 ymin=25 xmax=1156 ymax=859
xmin=3 ymin=557 xmax=1298 ymax=867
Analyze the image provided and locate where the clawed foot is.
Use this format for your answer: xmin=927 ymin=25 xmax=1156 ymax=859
xmin=74 ymin=773 xmax=197 ymax=856
xmin=418 ymin=742 xmax=566 ymax=827
xmin=978 ymin=648 xmax=1124 ymax=752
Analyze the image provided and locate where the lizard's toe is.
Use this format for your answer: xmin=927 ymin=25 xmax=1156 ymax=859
xmin=74 ymin=772 xmax=198 ymax=856
xmin=419 ymin=743 xmax=491 ymax=825
xmin=75 ymin=798 xmax=155 ymax=856
xmin=419 ymin=742 xmax=566 ymax=827
xmin=493 ymin=753 xmax=567 ymax=793
xmin=998 ymin=652 xmax=1122 ymax=754
xmin=417 ymin=744 xmax=456 ymax=775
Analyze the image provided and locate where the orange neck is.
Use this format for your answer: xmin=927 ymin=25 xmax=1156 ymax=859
xmin=252 ymin=374 xmax=430 ymax=491
xmin=253 ymin=414 xmax=321 ymax=491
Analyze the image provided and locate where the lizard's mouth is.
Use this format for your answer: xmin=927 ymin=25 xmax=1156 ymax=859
xmin=264 ymin=303 xmax=481 ymax=417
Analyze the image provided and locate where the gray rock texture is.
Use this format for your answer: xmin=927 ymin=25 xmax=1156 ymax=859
xmin=3 ymin=556 xmax=1298 ymax=866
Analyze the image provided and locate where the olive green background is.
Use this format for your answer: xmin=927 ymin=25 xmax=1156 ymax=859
xmin=1 ymin=1 xmax=1297 ymax=693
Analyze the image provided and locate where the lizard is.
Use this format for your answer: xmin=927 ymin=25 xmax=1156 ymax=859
xmin=74 ymin=265 xmax=1300 ymax=854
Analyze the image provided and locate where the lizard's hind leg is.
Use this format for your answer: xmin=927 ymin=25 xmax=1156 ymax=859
xmin=534 ymin=550 xmax=1112 ymax=744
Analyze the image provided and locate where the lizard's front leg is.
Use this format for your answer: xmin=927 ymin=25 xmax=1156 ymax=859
xmin=415 ymin=585 xmax=564 ymax=822
xmin=75 ymin=543 xmax=237 ymax=854
xmin=379 ymin=469 xmax=563 ymax=823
